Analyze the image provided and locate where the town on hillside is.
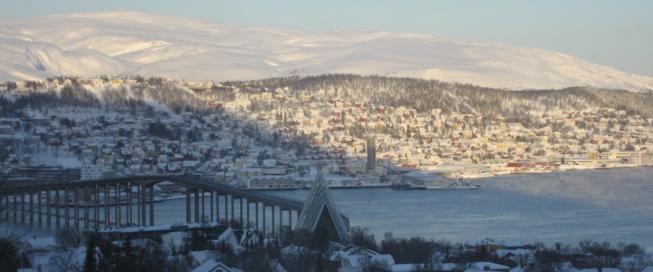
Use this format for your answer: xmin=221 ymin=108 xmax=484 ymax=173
xmin=1 ymin=76 xmax=652 ymax=192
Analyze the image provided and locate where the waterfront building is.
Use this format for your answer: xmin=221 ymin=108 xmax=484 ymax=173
xmin=81 ymin=164 xmax=103 ymax=181
xmin=7 ymin=166 xmax=80 ymax=182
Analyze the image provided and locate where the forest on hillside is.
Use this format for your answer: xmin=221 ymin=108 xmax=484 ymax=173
xmin=2 ymin=74 xmax=652 ymax=129
xmin=229 ymin=74 xmax=653 ymax=124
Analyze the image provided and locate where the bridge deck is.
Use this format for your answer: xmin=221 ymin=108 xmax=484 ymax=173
xmin=0 ymin=175 xmax=304 ymax=211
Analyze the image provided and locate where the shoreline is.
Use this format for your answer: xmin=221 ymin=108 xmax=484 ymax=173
xmin=491 ymin=164 xmax=653 ymax=178
xmin=240 ymin=165 xmax=653 ymax=192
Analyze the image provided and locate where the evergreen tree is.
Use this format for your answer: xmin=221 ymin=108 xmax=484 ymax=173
xmin=97 ymin=236 xmax=115 ymax=272
xmin=83 ymin=234 xmax=98 ymax=272
xmin=0 ymin=238 xmax=18 ymax=272
xmin=116 ymin=236 xmax=136 ymax=272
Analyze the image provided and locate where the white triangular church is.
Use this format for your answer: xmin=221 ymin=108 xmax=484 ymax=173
xmin=294 ymin=169 xmax=350 ymax=243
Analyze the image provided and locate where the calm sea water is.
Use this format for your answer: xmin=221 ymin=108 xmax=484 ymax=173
xmin=27 ymin=167 xmax=653 ymax=250
xmin=263 ymin=167 xmax=653 ymax=249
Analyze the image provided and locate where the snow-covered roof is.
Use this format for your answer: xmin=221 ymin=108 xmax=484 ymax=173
xmin=496 ymin=248 xmax=533 ymax=258
xmin=391 ymin=264 xmax=418 ymax=272
xmin=391 ymin=263 xmax=460 ymax=272
xmin=509 ymin=266 xmax=524 ymax=272
xmin=161 ymin=231 xmax=188 ymax=249
xmin=191 ymin=259 xmax=233 ymax=272
xmin=576 ymin=269 xmax=622 ymax=272
xmin=331 ymin=245 xmax=395 ymax=269
xmin=211 ymin=227 xmax=244 ymax=254
xmin=188 ymin=250 xmax=212 ymax=264
xmin=465 ymin=262 xmax=510 ymax=271
xmin=26 ymin=236 xmax=56 ymax=251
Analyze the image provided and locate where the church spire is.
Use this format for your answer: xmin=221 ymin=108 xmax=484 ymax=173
xmin=294 ymin=167 xmax=350 ymax=243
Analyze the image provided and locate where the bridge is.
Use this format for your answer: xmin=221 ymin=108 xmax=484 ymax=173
xmin=0 ymin=175 xmax=311 ymax=236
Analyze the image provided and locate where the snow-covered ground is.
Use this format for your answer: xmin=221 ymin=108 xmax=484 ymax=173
xmin=0 ymin=11 xmax=652 ymax=91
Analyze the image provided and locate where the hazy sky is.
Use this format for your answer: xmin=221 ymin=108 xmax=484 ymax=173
xmin=1 ymin=0 xmax=651 ymax=76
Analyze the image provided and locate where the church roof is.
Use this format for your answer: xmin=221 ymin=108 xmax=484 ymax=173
xmin=294 ymin=170 xmax=350 ymax=243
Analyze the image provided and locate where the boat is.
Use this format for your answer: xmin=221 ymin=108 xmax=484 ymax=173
xmin=394 ymin=182 xmax=480 ymax=190
xmin=391 ymin=183 xmax=412 ymax=190
xmin=407 ymin=185 xmax=427 ymax=190
xmin=424 ymin=184 xmax=480 ymax=190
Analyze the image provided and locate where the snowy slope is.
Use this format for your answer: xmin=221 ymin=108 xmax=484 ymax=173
xmin=0 ymin=33 xmax=135 ymax=81
xmin=0 ymin=11 xmax=651 ymax=92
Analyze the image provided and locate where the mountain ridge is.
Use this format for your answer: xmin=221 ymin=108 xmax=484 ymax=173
xmin=0 ymin=11 xmax=651 ymax=92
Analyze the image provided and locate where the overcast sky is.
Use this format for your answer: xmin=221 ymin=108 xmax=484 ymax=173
xmin=1 ymin=0 xmax=651 ymax=76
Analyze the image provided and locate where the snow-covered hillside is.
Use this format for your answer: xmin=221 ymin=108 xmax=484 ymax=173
xmin=1 ymin=11 xmax=652 ymax=92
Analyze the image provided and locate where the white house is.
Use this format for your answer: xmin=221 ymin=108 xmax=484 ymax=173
xmin=81 ymin=164 xmax=104 ymax=181
xmin=330 ymin=246 xmax=395 ymax=272
xmin=191 ymin=259 xmax=236 ymax=272
xmin=464 ymin=262 xmax=510 ymax=272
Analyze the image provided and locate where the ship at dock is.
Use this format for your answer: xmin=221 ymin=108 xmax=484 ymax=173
xmin=393 ymin=170 xmax=480 ymax=190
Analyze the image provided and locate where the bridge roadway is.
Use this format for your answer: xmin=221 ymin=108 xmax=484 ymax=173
xmin=0 ymin=175 xmax=304 ymax=210
xmin=0 ymin=175 xmax=309 ymax=235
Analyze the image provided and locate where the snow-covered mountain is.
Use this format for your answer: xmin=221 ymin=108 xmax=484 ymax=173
xmin=1 ymin=11 xmax=652 ymax=92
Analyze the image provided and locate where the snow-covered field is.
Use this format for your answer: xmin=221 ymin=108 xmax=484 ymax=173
xmin=1 ymin=11 xmax=652 ymax=91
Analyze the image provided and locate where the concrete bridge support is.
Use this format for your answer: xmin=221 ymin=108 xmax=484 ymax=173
xmin=0 ymin=176 xmax=306 ymax=237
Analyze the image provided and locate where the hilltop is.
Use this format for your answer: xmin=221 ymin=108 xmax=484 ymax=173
xmin=0 ymin=11 xmax=651 ymax=92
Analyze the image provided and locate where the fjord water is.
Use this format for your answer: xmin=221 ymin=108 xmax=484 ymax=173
xmin=149 ymin=167 xmax=653 ymax=248
xmin=266 ymin=167 xmax=653 ymax=249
